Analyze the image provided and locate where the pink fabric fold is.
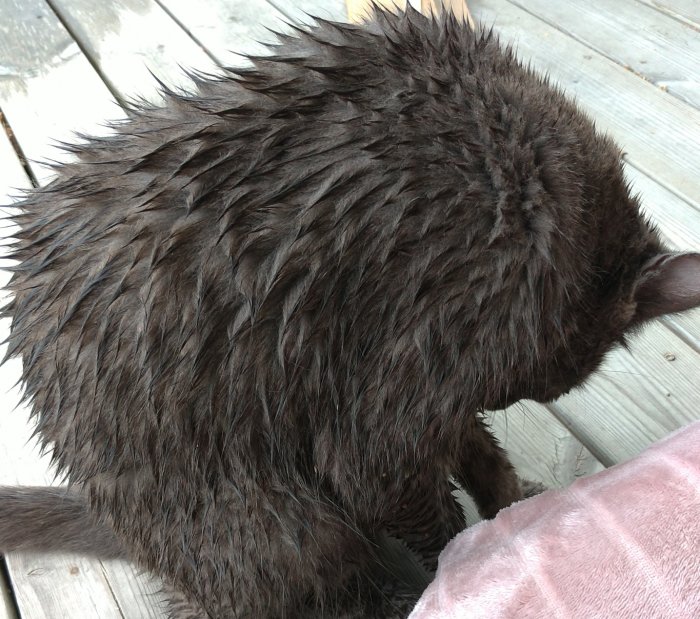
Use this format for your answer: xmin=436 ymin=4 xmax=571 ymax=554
xmin=411 ymin=422 xmax=700 ymax=619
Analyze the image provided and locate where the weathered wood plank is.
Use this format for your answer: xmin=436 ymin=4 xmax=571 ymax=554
xmin=157 ymin=0 xmax=288 ymax=63
xmin=47 ymin=0 xmax=217 ymax=104
xmin=0 ymin=560 xmax=17 ymax=619
xmin=636 ymin=0 xmax=700 ymax=29
xmin=551 ymin=318 xmax=700 ymax=467
xmin=265 ymin=0 xmax=347 ymax=23
xmin=99 ymin=561 xmax=167 ymax=619
xmin=0 ymin=0 xmax=119 ymax=185
xmin=473 ymin=0 xmax=700 ymax=210
xmin=507 ymin=0 xmax=700 ymax=108
xmin=8 ymin=555 xmax=128 ymax=619
xmin=489 ymin=403 xmax=604 ymax=488
xmin=627 ymin=165 xmax=700 ymax=254
xmin=0 ymin=125 xmax=28 ymax=207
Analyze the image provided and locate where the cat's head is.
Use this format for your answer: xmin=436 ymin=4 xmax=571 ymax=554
xmin=520 ymin=190 xmax=700 ymax=405
xmin=528 ymin=249 xmax=700 ymax=405
xmin=481 ymin=155 xmax=700 ymax=409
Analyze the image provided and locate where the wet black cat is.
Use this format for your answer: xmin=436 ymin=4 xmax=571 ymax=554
xmin=2 ymin=7 xmax=699 ymax=618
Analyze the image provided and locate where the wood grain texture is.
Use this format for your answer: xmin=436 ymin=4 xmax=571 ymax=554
xmin=0 ymin=0 xmax=119 ymax=185
xmin=0 ymin=563 xmax=17 ymax=619
xmin=551 ymin=318 xmax=700 ymax=467
xmin=489 ymin=403 xmax=604 ymax=488
xmin=473 ymin=0 xmax=700 ymax=210
xmin=266 ymin=0 xmax=347 ymax=24
xmin=47 ymin=0 xmax=217 ymax=104
xmin=626 ymin=165 xmax=700 ymax=255
xmin=636 ymin=0 xmax=700 ymax=29
xmin=99 ymin=561 xmax=167 ymax=619
xmin=0 ymin=127 xmax=28 ymax=209
xmin=507 ymin=0 xmax=700 ymax=109
xmin=157 ymin=0 xmax=289 ymax=63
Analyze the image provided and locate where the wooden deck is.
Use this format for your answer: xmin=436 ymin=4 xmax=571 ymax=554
xmin=0 ymin=0 xmax=698 ymax=616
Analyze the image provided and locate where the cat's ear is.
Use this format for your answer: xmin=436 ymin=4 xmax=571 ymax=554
xmin=634 ymin=252 xmax=700 ymax=321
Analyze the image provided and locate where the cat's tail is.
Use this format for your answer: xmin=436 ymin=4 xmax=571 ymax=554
xmin=0 ymin=486 xmax=124 ymax=559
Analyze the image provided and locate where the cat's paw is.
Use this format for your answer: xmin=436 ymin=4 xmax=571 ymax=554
xmin=518 ymin=478 xmax=547 ymax=499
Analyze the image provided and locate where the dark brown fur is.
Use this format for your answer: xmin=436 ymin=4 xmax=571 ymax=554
xmin=2 ymin=7 xmax=700 ymax=618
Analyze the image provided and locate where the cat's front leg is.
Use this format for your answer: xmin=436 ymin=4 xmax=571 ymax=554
xmin=453 ymin=415 xmax=524 ymax=519
xmin=381 ymin=473 xmax=466 ymax=570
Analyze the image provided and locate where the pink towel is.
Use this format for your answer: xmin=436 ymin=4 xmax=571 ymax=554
xmin=411 ymin=422 xmax=700 ymax=619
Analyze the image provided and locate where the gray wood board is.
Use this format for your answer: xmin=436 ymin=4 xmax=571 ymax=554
xmin=626 ymin=164 xmax=700 ymax=255
xmin=265 ymin=0 xmax=347 ymax=23
xmin=0 ymin=0 xmax=120 ymax=184
xmin=506 ymin=0 xmax=700 ymax=108
xmin=489 ymin=403 xmax=604 ymax=488
xmin=551 ymin=317 xmax=700 ymax=467
xmin=473 ymin=0 xmax=700 ymax=210
xmin=47 ymin=0 xmax=217 ymax=104
xmin=156 ymin=0 xmax=289 ymax=64
xmin=0 ymin=576 xmax=16 ymax=619
xmin=636 ymin=0 xmax=700 ymax=29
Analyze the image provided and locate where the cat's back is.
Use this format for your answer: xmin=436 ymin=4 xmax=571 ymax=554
xmin=3 ymin=10 xmax=602 ymax=477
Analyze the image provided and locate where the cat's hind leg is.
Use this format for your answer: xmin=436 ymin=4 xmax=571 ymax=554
xmin=93 ymin=477 xmax=386 ymax=618
xmin=453 ymin=415 xmax=525 ymax=519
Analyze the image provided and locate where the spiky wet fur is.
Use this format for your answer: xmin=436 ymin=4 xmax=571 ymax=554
xmin=0 ymin=5 xmax=685 ymax=618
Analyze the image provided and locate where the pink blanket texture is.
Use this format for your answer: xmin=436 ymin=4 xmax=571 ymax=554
xmin=410 ymin=421 xmax=700 ymax=619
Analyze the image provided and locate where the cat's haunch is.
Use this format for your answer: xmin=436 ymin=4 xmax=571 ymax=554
xmin=2 ymin=6 xmax=699 ymax=618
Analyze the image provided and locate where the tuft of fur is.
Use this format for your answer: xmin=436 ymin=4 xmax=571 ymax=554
xmin=2 ymin=6 xmax=700 ymax=618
